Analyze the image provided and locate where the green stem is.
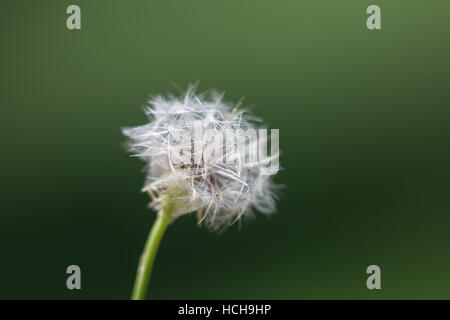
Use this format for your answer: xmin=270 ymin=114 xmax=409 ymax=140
xmin=131 ymin=204 xmax=172 ymax=300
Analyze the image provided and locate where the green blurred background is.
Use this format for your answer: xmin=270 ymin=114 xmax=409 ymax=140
xmin=1 ymin=0 xmax=450 ymax=299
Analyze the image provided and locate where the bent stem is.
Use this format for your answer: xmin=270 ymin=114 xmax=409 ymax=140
xmin=131 ymin=203 xmax=173 ymax=300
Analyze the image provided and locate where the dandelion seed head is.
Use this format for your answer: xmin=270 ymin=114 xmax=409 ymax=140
xmin=123 ymin=86 xmax=280 ymax=231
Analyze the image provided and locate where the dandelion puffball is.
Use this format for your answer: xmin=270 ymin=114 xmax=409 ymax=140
xmin=123 ymin=87 xmax=280 ymax=231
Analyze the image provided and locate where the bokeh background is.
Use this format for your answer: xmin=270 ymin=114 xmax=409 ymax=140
xmin=1 ymin=0 xmax=450 ymax=299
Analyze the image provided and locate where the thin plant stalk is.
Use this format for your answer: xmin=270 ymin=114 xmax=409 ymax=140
xmin=131 ymin=204 xmax=172 ymax=300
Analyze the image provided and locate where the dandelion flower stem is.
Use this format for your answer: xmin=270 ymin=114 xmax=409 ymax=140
xmin=131 ymin=203 xmax=172 ymax=300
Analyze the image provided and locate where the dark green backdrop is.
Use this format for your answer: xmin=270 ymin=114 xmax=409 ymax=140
xmin=1 ymin=1 xmax=450 ymax=299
